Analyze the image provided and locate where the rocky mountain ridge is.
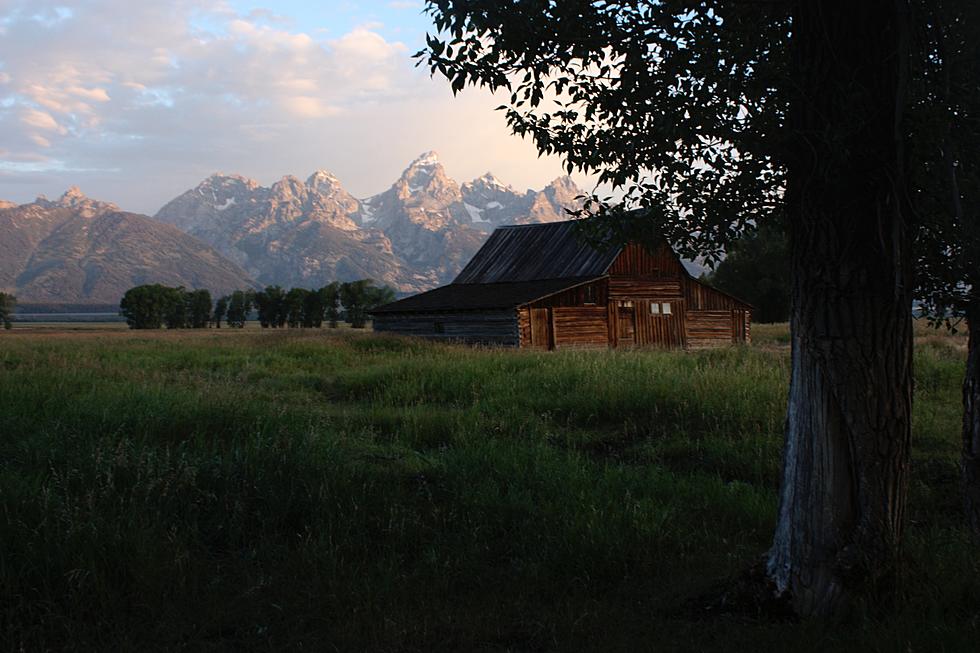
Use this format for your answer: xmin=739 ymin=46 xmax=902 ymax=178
xmin=0 ymin=189 xmax=256 ymax=303
xmin=155 ymin=152 xmax=585 ymax=292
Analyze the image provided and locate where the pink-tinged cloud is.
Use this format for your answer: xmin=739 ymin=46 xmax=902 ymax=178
xmin=0 ymin=0 xmax=583 ymax=212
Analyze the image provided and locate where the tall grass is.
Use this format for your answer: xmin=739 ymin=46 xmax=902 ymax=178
xmin=0 ymin=328 xmax=974 ymax=651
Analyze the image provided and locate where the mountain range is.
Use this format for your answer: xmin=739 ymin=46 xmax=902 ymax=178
xmin=0 ymin=188 xmax=254 ymax=303
xmin=155 ymin=151 xmax=583 ymax=292
xmin=0 ymin=152 xmax=585 ymax=303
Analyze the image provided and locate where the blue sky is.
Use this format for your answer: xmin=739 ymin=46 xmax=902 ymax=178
xmin=0 ymin=1 xmax=576 ymax=212
xmin=222 ymin=1 xmax=434 ymax=44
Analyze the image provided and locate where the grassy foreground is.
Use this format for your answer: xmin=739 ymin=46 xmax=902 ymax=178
xmin=0 ymin=325 xmax=976 ymax=651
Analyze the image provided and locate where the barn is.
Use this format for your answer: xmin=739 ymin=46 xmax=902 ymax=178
xmin=370 ymin=220 xmax=752 ymax=349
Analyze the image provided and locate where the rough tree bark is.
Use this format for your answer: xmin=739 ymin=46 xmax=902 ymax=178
xmin=767 ymin=1 xmax=914 ymax=617
xmin=964 ymin=307 xmax=980 ymax=536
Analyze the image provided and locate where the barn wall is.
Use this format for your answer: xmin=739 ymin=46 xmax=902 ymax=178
xmin=517 ymin=307 xmax=532 ymax=346
xmin=604 ymin=241 xmax=753 ymax=348
xmin=608 ymin=279 xmax=683 ymax=300
xmin=633 ymin=299 xmax=687 ymax=348
xmin=372 ymin=310 xmax=519 ymax=345
xmin=553 ymin=307 xmax=609 ymax=348
xmin=684 ymin=279 xmax=748 ymax=311
xmin=519 ymin=305 xmax=610 ymax=349
xmin=607 ymin=242 xmax=685 ymax=278
xmin=528 ymin=279 xmax=608 ymax=308
xmin=686 ymin=310 xmax=735 ymax=348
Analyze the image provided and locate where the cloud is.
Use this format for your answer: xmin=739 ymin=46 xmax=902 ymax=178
xmin=20 ymin=108 xmax=66 ymax=133
xmin=0 ymin=0 xmax=578 ymax=211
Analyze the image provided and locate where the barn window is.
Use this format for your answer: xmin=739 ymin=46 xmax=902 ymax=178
xmin=650 ymin=302 xmax=660 ymax=315
xmin=662 ymin=302 xmax=672 ymax=315
xmin=583 ymin=285 xmax=596 ymax=305
xmin=434 ymin=321 xmax=445 ymax=334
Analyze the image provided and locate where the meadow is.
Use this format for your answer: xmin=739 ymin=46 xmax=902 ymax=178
xmin=0 ymin=323 xmax=976 ymax=651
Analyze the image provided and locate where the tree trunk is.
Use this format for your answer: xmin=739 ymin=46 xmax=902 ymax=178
xmin=964 ymin=309 xmax=980 ymax=536
xmin=767 ymin=1 xmax=913 ymax=617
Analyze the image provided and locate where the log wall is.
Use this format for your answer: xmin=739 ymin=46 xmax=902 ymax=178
xmin=529 ymin=279 xmax=609 ymax=308
xmin=373 ymin=310 xmax=519 ymax=345
xmin=553 ymin=307 xmax=609 ymax=348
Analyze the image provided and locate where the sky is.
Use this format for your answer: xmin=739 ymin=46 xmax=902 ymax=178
xmin=0 ymin=0 xmax=580 ymax=214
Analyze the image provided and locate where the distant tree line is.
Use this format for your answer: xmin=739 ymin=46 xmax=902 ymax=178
xmin=0 ymin=292 xmax=16 ymax=330
xmin=119 ymin=282 xmax=395 ymax=330
xmin=705 ymin=223 xmax=791 ymax=324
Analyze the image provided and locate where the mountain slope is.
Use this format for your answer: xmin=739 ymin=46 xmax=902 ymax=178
xmin=156 ymin=170 xmax=420 ymax=290
xmin=155 ymin=152 xmax=585 ymax=291
xmin=1 ymin=189 xmax=255 ymax=303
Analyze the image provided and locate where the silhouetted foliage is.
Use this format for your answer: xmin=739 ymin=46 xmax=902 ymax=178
xmin=302 ymin=289 xmax=325 ymax=328
xmin=285 ymin=288 xmax=308 ymax=328
xmin=121 ymin=281 xmax=395 ymax=331
xmin=120 ymin=285 xmax=181 ymax=329
xmin=320 ymin=282 xmax=341 ymax=328
xmin=708 ymin=224 xmax=791 ymax=324
xmin=254 ymin=286 xmax=287 ymax=328
xmin=340 ymin=281 xmax=372 ymax=328
xmin=906 ymin=0 xmax=980 ymax=536
xmin=186 ymin=289 xmax=213 ymax=329
xmin=0 ymin=292 xmax=16 ymax=330
xmin=213 ymin=296 xmax=229 ymax=328
xmin=163 ymin=287 xmax=190 ymax=329
xmin=226 ymin=290 xmax=253 ymax=328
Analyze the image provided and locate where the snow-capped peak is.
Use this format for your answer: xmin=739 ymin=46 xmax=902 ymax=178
xmin=60 ymin=186 xmax=87 ymax=203
xmin=308 ymin=169 xmax=339 ymax=183
xmin=480 ymin=172 xmax=506 ymax=186
xmin=409 ymin=150 xmax=440 ymax=168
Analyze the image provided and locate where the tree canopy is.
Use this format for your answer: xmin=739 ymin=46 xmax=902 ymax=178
xmin=420 ymin=0 xmax=790 ymax=262
xmin=418 ymin=0 xmax=977 ymax=617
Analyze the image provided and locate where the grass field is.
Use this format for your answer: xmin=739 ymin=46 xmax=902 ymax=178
xmin=0 ymin=324 xmax=976 ymax=651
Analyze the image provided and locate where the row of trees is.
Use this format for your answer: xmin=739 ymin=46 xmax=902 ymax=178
xmin=119 ymin=281 xmax=395 ymax=330
xmin=0 ymin=292 xmax=15 ymax=330
xmin=118 ymin=285 xmax=216 ymax=329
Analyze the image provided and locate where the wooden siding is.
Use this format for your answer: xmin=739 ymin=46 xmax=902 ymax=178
xmin=373 ymin=310 xmax=519 ymax=345
xmin=684 ymin=281 xmax=748 ymax=311
xmin=686 ymin=310 xmax=737 ymax=348
xmin=518 ymin=307 xmax=532 ymax=346
xmin=606 ymin=242 xmax=686 ymax=278
xmin=529 ymin=278 xmax=608 ymax=308
xmin=608 ymin=279 xmax=683 ymax=300
xmin=633 ymin=299 xmax=687 ymax=348
xmin=553 ymin=307 xmax=609 ymax=348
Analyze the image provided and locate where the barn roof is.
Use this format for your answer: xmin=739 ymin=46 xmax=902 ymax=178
xmin=370 ymin=276 xmax=602 ymax=314
xmin=453 ymin=221 xmax=621 ymax=284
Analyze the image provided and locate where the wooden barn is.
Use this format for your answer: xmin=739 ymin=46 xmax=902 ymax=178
xmin=371 ymin=220 xmax=752 ymax=349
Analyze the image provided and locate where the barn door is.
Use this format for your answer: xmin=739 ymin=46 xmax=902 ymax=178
xmin=637 ymin=299 xmax=686 ymax=348
xmin=616 ymin=301 xmax=635 ymax=346
xmin=529 ymin=308 xmax=551 ymax=348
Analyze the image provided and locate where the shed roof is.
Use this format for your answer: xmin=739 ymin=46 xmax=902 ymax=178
xmin=453 ymin=221 xmax=621 ymax=284
xmin=371 ymin=276 xmax=602 ymax=314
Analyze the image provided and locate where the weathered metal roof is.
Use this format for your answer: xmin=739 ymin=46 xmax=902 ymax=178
xmin=453 ymin=221 xmax=622 ymax=284
xmin=371 ymin=277 xmax=603 ymax=314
